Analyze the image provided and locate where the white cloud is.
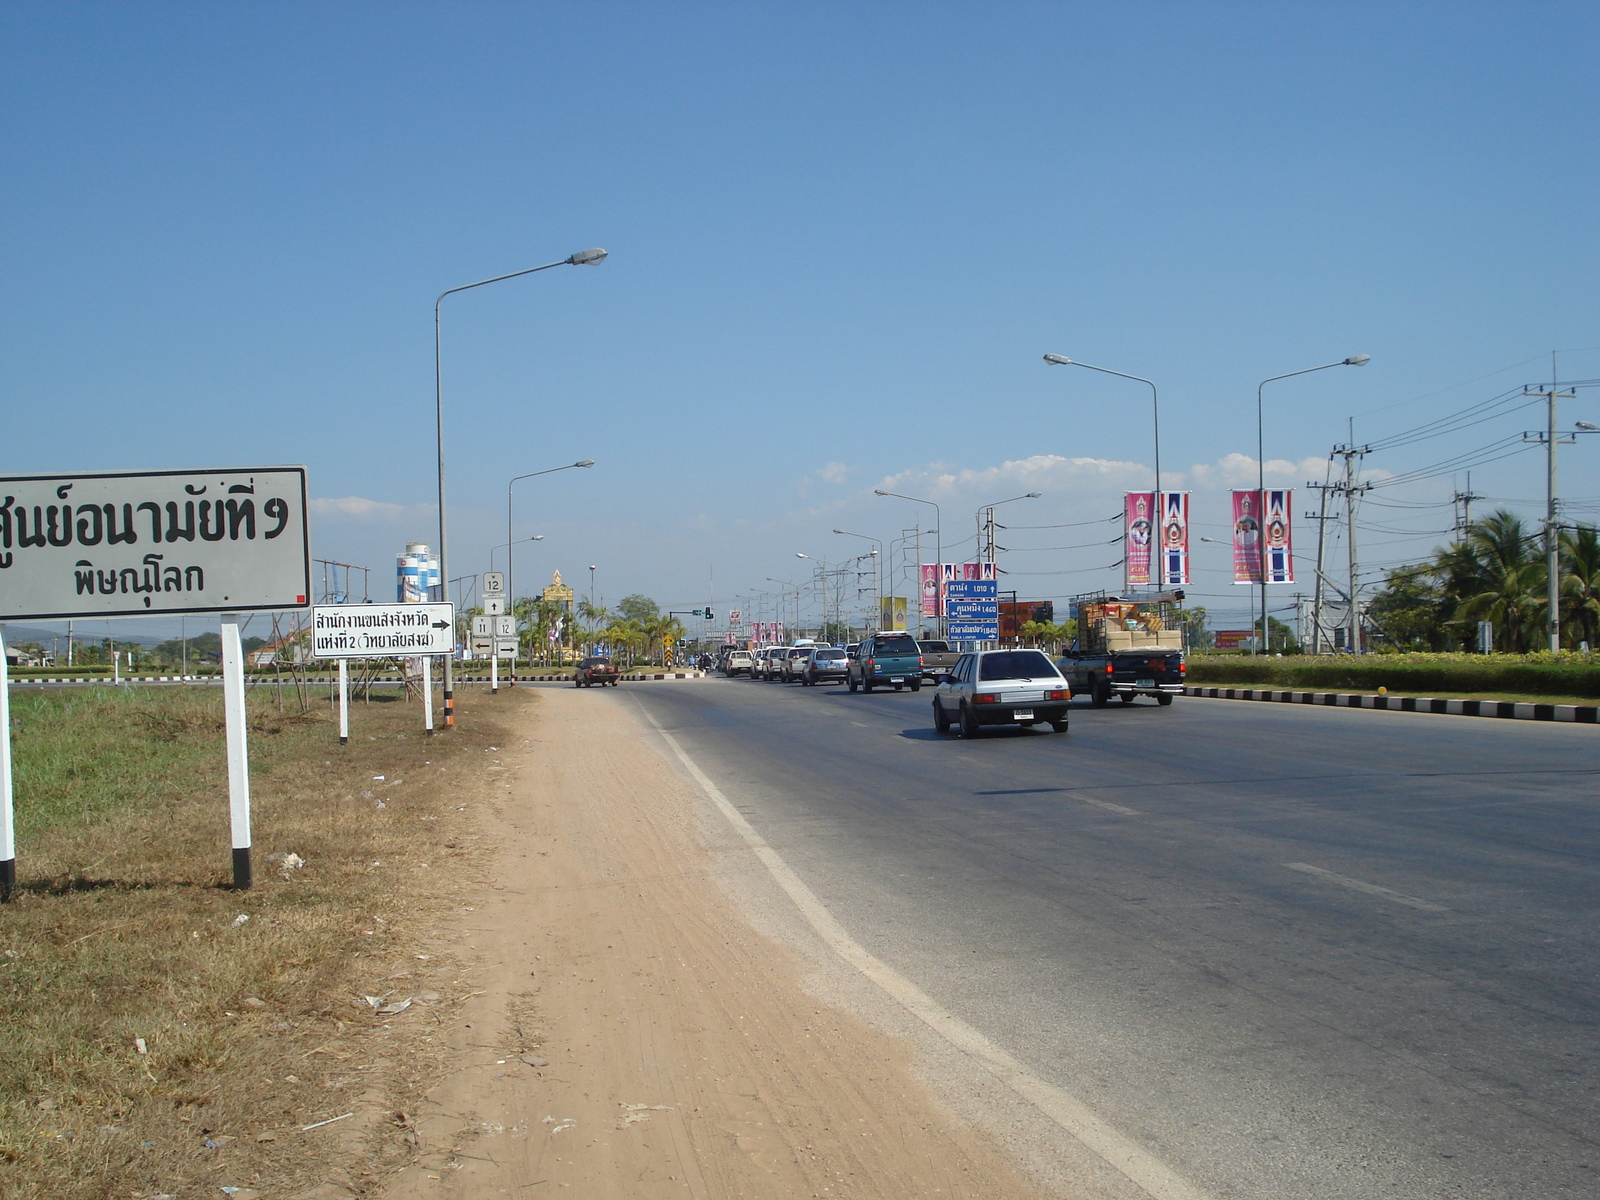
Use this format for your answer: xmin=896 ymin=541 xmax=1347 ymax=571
xmin=816 ymin=461 xmax=848 ymax=486
xmin=310 ymin=496 xmax=409 ymax=518
xmin=873 ymin=454 xmax=1147 ymax=500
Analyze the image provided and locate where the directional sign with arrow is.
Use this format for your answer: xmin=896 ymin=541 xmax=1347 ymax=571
xmin=311 ymin=602 xmax=457 ymax=658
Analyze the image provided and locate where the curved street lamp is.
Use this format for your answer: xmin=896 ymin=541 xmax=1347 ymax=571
xmin=874 ymin=489 xmax=942 ymax=634
xmin=1255 ymin=356 xmax=1369 ymax=653
xmin=1045 ymin=354 xmax=1161 ymax=589
xmin=505 ymin=460 xmax=594 ymax=684
xmin=433 ymin=248 xmax=607 ymax=727
xmin=975 ymin=492 xmax=1041 ymax=566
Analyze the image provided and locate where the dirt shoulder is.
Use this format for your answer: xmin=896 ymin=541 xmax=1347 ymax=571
xmin=379 ymin=683 xmax=1058 ymax=1200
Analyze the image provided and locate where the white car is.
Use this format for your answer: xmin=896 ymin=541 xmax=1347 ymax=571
xmin=723 ymin=649 xmax=754 ymax=677
xmin=932 ymin=648 xmax=1072 ymax=736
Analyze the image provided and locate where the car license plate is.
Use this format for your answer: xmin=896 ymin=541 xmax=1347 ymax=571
xmin=890 ymin=677 xmax=904 ymax=683
xmin=1136 ymin=678 xmax=1154 ymax=687
xmin=1013 ymin=708 xmax=1034 ymax=721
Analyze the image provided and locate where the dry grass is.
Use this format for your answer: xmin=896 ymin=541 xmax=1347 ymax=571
xmin=0 ymin=682 xmax=528 ymax=1199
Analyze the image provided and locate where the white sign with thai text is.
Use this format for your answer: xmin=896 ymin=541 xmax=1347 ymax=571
xmin=311 ymin=603 xmax=456 ymax=658
xmin=0 ymin=467 xmax=310 ymax=621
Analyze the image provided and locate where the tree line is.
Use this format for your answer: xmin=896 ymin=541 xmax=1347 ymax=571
xmin=1369 ymin=511 xmax=1600 ymax=652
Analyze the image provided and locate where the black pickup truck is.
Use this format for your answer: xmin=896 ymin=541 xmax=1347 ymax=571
xmin=1056 ymin=591 xmax=1186 ymax=707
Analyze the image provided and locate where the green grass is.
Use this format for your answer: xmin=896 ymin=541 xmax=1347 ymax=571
xmin=0 ymin=683 xmax=507 ymax=1198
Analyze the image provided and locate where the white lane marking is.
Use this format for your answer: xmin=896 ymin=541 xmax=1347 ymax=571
xmin=1082 ymin=797 xmax=1141 ymax=816
xmin=1284 ymin=862 xmax=1450 ymax=912
xmin=635 ymin=700 xmax=1212 ymax=1200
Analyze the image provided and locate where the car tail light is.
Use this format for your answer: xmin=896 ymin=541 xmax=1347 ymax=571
xmin=1179 ymin=661 xmax=1186 ymax=674
xmin=1105 ymin=663 xmax=1114 ymax=674
xmin=919 ymin=656 xmax=925 ymax=666
xmin=866 ymin=657 xmax=874 ymax=668
xmin=1045 ymin=689 xmax=1069 ymax=701
xmin=973 ymin=693 xmax=997 ymax=704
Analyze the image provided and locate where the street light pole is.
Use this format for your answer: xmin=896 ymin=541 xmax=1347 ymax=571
xmin=506 ymin=459 xmax=594 ymax=683
xmin=874 ymin=490 xmax=942 ymax=635
xmin=1045 ymin=356 xmax=1161 ymax=547
xmin=1255 ymin=356 xmax=1369 ymax=652
xmin=974 ymin=492 xmax=1041 ymax=567
xmin=434 ymin=247 xmax=607 ymax=728
xmin=833 ymin=529 xmax=883 ymax=633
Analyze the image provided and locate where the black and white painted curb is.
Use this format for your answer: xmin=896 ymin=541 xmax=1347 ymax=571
xmin=7 ymin=671 xmax=707 ymax=686
xmin=1185 ymin=685 xmax=1599 ymax=724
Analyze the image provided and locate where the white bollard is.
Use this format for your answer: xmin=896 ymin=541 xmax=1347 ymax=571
xmin=423 ymin=655 xmax=435 ymax=735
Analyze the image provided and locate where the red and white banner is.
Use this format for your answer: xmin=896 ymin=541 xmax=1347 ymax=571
xmin=1264 ymin=488 xmax=1294 ymax=583
xmin=1157 ymin=491 xmax=1190 ymax=586
xmin=1232 ymin=490 xmax=1294 ymax=584
xmin=1125 ymin=491 xmax=1154 ymax=588
xmin=942 ymin=562 xmax=996 ymax=584
xmin=920 ymin=564 xmax=940 ymax=617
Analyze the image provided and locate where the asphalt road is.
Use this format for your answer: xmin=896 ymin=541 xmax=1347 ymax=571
xmin=627 ymin=675 xmax=1600 ymax=1200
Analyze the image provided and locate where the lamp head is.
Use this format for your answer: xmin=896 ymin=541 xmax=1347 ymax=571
xmin=1043 ymin=354 xmax=1073 ymax=366
xmin=796 ymin=552 xmax=808 ymax=559
xmin=567 ymin=248 xmax=608 ymax=266
xmin=1025 ymin=492 xmax=1042 ymax=498
xmin=589 ymin=563 xmax=597 ymax=570
xmin=873 ymin=489 xmax=888 ymax=496
xmin=1578 ymin=421 xmax=1599 ymax=432
xmin=1343 ymin=354 xmax=1371 ymax=367
xmin=575 ymin=459 xmax=596 ymax=468
xmin=533 ymin=535 xmax=544 ymax=541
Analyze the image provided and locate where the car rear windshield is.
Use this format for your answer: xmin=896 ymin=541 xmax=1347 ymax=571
xmin=978 ymin=650 xmax=1060 ymax=681
xmin=789 ymin=648 xmax=811 ymax=657
xmin=920 ymin=641 xmax=950 ymax=653
xmin=815 ymin=649 xmax=846 ymax=659
xmin=874 ymin=636 xmax=918 ymax=655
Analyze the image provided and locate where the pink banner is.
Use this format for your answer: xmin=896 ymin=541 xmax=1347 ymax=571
xmin=1265 ymin=489 xmax=1293 ymax=583
xmin=1125 ymin=492 xmax=1154 ymax=588
xmin=920 ymin=564 xmax=940 ymax=617
xmin=1157 ymin=491 xmax=1190 ymax=586
xmin=1232 ymin=490 xmax=1263 ymax=584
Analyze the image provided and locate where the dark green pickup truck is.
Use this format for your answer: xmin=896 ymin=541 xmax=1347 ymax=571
xmin=848 ymin=632 xmax=924 ymax=692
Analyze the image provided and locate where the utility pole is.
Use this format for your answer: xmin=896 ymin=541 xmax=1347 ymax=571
xmin=1304 ymin=477 xmax=1338 ymax=654
xmin=1452 ymin=472 xmax=1484 ymax=533
xmin=1522 ymin=384 xmax=1578 ymax=652
xmin=1331 ymin=435 xmax=1371 ymax=653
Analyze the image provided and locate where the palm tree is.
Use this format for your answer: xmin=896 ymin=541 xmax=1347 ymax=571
xmin=1452 ymin=511 xmax=1544 ymax=651
xmin=1561 ymin=525 xmax=1600 ymax=649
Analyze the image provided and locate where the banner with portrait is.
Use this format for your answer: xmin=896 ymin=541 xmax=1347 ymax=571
xmin=1157 ymin=491 xmax=1190 ymax=586
xmin=920 ymin=564 xmax=940 ymax=617
xmin=1232 ymin=490 xmax=1263 ymax=584
xmin=1124 ymin=491 xmax=1154 ymax=588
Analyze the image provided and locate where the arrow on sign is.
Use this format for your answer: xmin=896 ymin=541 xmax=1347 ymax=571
xmin=431 ymin=620 xmax=450 ymax=629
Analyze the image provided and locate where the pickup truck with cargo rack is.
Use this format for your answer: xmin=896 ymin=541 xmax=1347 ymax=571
xmin=1056 ymin=591 xmax=1186 ymax=707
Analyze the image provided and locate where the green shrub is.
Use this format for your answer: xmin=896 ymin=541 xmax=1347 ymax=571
xmin=1185 ymin=651 xmax=1600 ymax=698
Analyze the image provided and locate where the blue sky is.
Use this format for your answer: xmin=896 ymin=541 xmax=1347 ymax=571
xmin=4 ymin=2 xmax=1598 ymax=640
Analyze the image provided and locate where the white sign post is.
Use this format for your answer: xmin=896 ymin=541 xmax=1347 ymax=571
xmin=220 ymin=615 xmax=253 ymax=888
xmin=337 ymin=659 xmax=350 ymax=746
xmin=0 ymin=467 xmax=311 ymax=896
xmin=310 ymin=602 xmax=456 ymax=740
xmin=0 ymin=627 xmax=14 ymax=901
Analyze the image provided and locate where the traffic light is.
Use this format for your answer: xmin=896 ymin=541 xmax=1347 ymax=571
xmin=702 ymin=607 xmax=714 ymax=621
